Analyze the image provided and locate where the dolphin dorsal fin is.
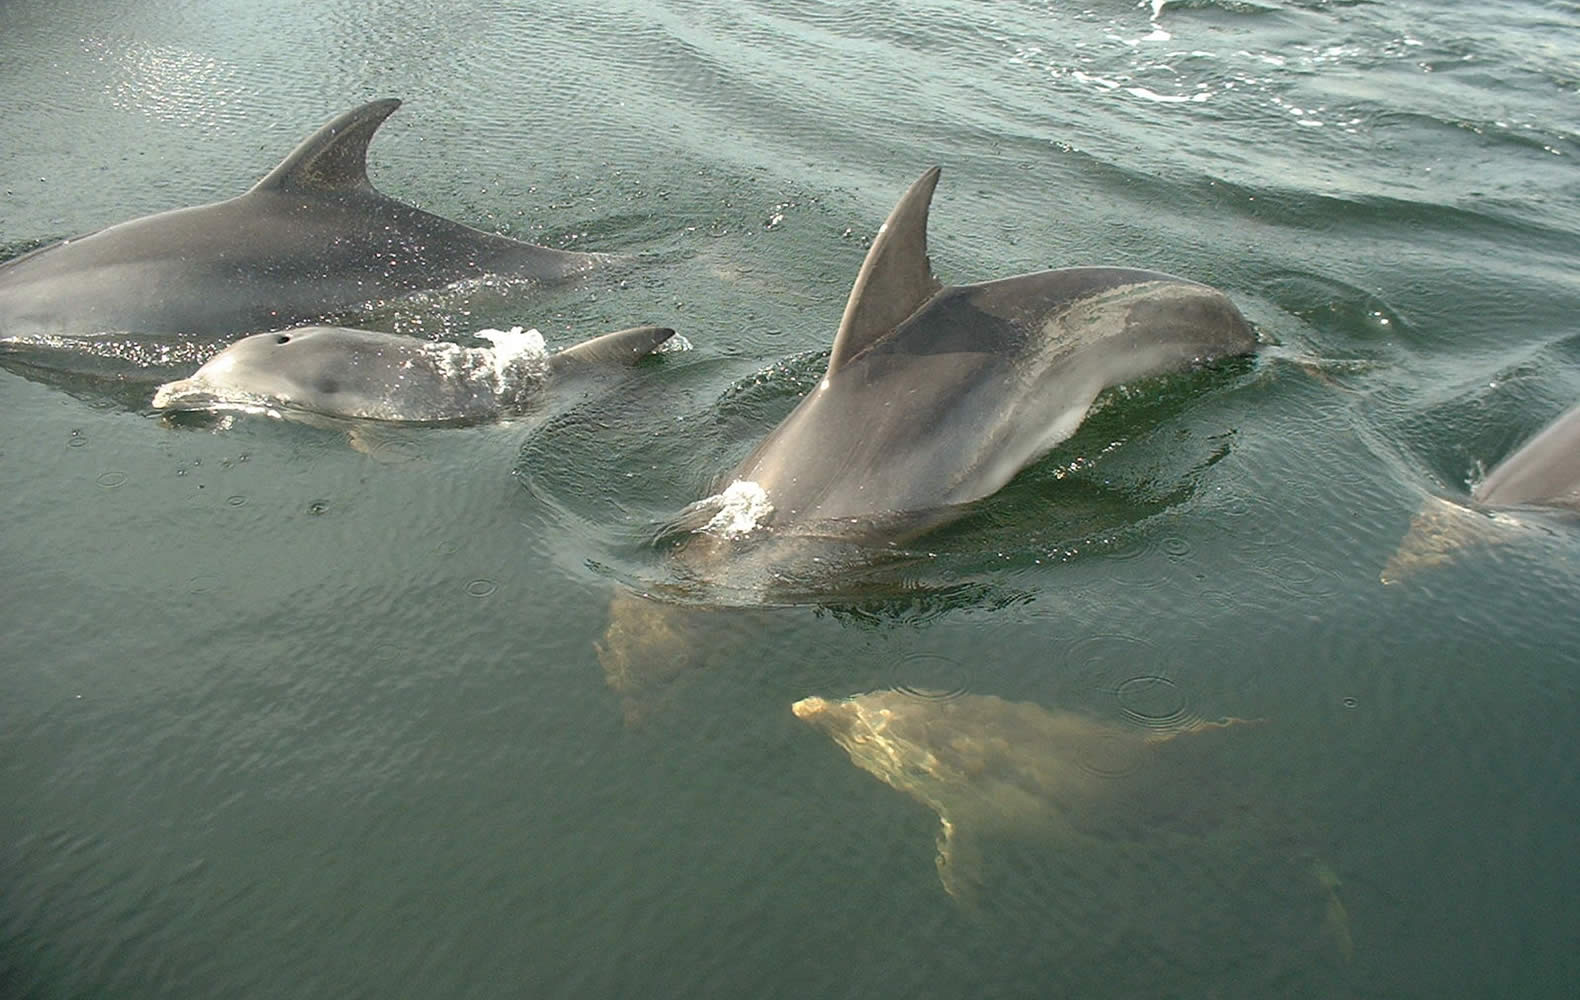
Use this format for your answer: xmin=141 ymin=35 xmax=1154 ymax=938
xmin=549 ymin=326 xmax=676 ymax=373
xmin=827 ymin=167 xmax=944 ymax=374
xmin=249 ymin=98 xmax=403 ymax=195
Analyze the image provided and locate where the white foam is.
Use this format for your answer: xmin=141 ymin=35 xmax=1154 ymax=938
xmin=702 ymin=480 xmax=773 ymax=538
xmin=460 ymin=326 xmax=552 ymax=403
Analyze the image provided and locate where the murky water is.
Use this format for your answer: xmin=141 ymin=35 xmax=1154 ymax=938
xmin=3 ymin=1 xmax=1578 ymax=997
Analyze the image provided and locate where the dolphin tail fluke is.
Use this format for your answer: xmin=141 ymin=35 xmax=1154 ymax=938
xmin=550 ymin=325 xmax=675 ymax=372
xmin=1380 ymin=495 xmax=1488 ymax=585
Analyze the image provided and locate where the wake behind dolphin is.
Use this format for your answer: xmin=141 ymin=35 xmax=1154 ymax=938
xmin=0 ymin=99 xmax=605 ymax=340
xmin=597 ymin=167 xmax=1259 ymax=715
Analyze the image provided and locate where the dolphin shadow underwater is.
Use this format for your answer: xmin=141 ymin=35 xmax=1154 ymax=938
xmin=596 ymin=167 xmax=1260 ymax=718
xmin=1383 ymin=401 xmax=1580 ymax=582
xmin=0 ymin=99 xmax=606 ymax=341
xmin=151 ymin=323 xmax=677 ymax=427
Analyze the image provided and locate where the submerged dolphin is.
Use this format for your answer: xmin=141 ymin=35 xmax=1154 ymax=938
xmin=791 ymin=690 xmax=1260 ymax=900
xmin=597 ymin=168 xmax=1258 ymax=706
xmin=0 ymin=99 xmax=602 ymax=340
xmin=151 ymin=324 xmax=675 ymax=423
xmin=1383 ymin=401 xmax=1580 ymax=582
xmin=790 ymin=689 xmax=1352 ymax=962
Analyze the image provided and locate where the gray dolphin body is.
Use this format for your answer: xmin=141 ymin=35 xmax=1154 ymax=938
xmin=0 ymin=99 xmax=601 ymax=340
xmin=682 ymin=168 xmax=1254 ymax=563
xmin=1472 ymin=402 xmax=1580 ymax=509
xmin=151 ymin=324 xmax=674 ymax=424
xmin=597 ymin=168 xmax=1257 ymax=709
xmin=1381 ymin=402 xmax=1580 ymax=583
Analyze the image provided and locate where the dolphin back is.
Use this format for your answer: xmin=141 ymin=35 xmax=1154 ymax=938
xmin=733 ymin=265 xmax=1256 ymax=524
xmin=1472 ymin=402 xmax=1580 ymax=509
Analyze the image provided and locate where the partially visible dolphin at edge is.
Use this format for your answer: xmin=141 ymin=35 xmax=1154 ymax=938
xmin=151 ymin=324 xmax=675 ymax=424
xmin=1382 ymin=401 xmax=1580 ymax=583
xmin=597 ymin=167 xmax=1259 ymax=712
xmin=1470 ymin=402 xmax=1580 ymax=510
xmin=0 ymin=99 xmax=603 ymax=340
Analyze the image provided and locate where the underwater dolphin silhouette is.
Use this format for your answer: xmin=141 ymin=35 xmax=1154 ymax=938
xmin=151 ymin=324 xmax=675 ymax=424
xmin=597 ymin=167 xmax=1258 ymax=714
xmin=0 ymin=99 xmax=603 ymax=340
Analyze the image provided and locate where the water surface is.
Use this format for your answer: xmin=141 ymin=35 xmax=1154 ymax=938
xmin=3 ymin=1 xmax=1579 ymax=997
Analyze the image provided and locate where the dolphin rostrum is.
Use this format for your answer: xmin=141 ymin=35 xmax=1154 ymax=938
xmin=0 ymin=99 xmax=604 ymax=340
xmin=151 ymin=324 xmax=675 ymax=424
xmin=597 ymin=167 xmax=1258 ymax=711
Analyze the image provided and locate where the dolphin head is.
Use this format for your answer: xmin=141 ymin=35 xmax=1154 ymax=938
xmin=151 ymin=325 xmax=483 ymax=421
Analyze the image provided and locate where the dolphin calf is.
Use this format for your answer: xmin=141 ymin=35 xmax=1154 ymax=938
xmin=0 ymin=99 xmax=603 ymax=340
xmin=151 ymin=324 xmax=675 ymax=424
xmin=597 ymin=167 xmax=1258 ymax=707
xmin=1382 ymin=401 xmax=1580 ymax=582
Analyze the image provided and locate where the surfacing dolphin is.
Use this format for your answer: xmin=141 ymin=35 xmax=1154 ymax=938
xmin=597 ymin=167 xmax=1258 ymax=713
xmin=151 ymin=324 xmax=675 ymax=424
xmin=0 ymin=99 xmax=603 ymax=340
xmin=1382 ymin=401 xmax=1580 ymax=582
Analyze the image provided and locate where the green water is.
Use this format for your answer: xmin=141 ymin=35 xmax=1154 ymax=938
xmin=3 ymin=1 xmax=1578 ymax=997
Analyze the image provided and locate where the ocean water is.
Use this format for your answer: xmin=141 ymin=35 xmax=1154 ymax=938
xmin=3 ymin=1 xmax=1578 ymax=997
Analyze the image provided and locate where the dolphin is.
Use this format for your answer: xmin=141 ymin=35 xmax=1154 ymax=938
xmin=0 ymin=99 xmax=603 ymax=340
xmin=790 ymin=690 xmax=1262 ymax=901
xmin=1382 ymin=401 xmax=1580 ymax=582
xmin=789 ymin=689 xmax=1353 ymax=962
xmin=596 ymin=168 xmax=1258 ymax=707
xmin=1470 ymin=401 xmax=1580 ymax=509
xmin=151 ymin=324 xmax=675 ymax=424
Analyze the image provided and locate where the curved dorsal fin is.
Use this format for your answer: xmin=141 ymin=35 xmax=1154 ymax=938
xmin=549 ymin=325 xmax=676 ymax=372
xmin=827 ymin=167 xmax=944 ymax=374
xmin=249 ymin=98 xmax=402 ymax=195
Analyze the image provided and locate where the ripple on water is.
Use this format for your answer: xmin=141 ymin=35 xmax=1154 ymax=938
xmin=1096 ymin=529 xmax=1172 ymax=591
xmin=1264 ymin=554 xmax=1338 ymax=599
xmin=885 ymin=651 xmax=973 ymax=701
xmin=95 ymin=471 xmax=127 ymax=489
xmin=1073 ymin=728 xmax=1147 ymax=780
xmin=465 ymin=578 xmax=498 ymax=599
xmin=1114 ymin=674 xmax=1190 ymax=729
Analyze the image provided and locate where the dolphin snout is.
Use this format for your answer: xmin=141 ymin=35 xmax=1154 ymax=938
xmin=791 ymin=697 xmax=829 ymax=720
